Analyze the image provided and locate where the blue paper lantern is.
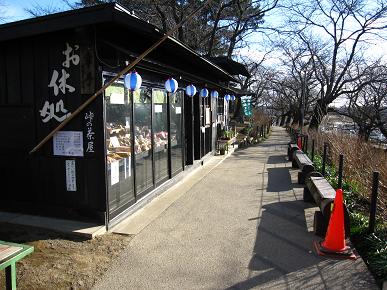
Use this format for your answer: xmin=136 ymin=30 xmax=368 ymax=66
xmin=210 ymin=90 xmax=219 ymax=98
xmin=224 ymin=94 xmax=231 ymax=101
xmin=165 ymin=78 xmax=178 ymax=93
xmin=185 ymin=84 xmax=197 ymax=97
xmin=200 ymin=88 xmax=209 ymax=98
xmin=124 ymin=71 xmax=142 ymax=91
xmin=231 ymin=95 xmax=236 ymax=101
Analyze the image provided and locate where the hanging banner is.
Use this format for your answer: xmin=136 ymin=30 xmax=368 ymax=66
xmin=241 ymin=96 xmax=252 ymax=117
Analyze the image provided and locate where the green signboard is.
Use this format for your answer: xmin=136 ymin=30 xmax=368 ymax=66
xmin=241 ymin=96 xmax=252 ymax=117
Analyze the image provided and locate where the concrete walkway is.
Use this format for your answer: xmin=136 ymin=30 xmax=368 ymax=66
xmin=94 ymin=127 xmax=377 ymax=290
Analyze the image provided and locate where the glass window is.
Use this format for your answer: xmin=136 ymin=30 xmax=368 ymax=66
xmin=105 ymin=81 xmax=134 ymax=214
xmin=153 ymin=89 xmax=169 ymax=184
xmin=170 ymin=91 xmax=183 ymax=175
xmin=134 ymin=87 xmax=154 ymax=194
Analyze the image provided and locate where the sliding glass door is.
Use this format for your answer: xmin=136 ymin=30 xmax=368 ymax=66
xmin=152 ymin=89 xmax=169 ymax=185
xmin=170 ymin=91 xmax=184 ymax=175
xmin=134 ymin=88 xmax=154 ymax=196
xmin=104 ymin=80 xmax=135 ymax=218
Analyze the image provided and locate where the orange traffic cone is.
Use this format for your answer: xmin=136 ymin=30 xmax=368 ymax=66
xmin=297 ymin=137 xmax=302 ymax=150
xmin=314 ymin=189 xmax=357 ymax=259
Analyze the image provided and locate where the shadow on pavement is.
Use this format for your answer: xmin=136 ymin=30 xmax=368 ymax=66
xmin=225 ymin=151 xmax=323 ymax=289
xmin=266 ymin=155 xmax=287 ymax=164
xmin=266 ymin=168 xmax=292 ymax=192
xmin=226 ymin=200 xmax=323 ymax=290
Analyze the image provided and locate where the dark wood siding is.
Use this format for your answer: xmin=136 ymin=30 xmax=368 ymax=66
xmin=0 ymin=29 xmax=106 ymax=222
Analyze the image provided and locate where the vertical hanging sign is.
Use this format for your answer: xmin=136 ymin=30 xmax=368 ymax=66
xmin=84 ymin=111 xmax=95 ymax=154
xmin=42 ymin=42 xmax=80 ymax=124
xmin=65 ymin=160 xmax=77 ymax=191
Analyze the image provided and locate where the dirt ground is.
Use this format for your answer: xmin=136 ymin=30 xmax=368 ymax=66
xmin=0 ymin=223 xmax=133 ymax=290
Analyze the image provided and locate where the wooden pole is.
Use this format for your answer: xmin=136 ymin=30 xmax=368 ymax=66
xmin=368 ymin=171 xmax=380 ymax=233
xmin=322 ymin=143 xmax=328 ymax=177
xmin=338 ymin=154 xmax=344 ymax=189
xmin=29 ymin=0 xmax=212 ymax=154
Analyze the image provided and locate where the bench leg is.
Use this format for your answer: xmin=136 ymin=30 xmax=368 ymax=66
xmin=5 ymin=262 xmax=16 ymax=290
xmin=313 ymin=211 xmax=328 ymax=238
xmin=303 ymin=187 xmax=314 ymax=202
xmin=298 ymin=172 xmax=305 ymax=184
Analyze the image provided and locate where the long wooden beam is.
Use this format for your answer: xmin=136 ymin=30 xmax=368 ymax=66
xmin=29 ymin=0 xmax=212 ymax=154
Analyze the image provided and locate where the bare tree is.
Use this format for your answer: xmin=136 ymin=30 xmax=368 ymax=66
xmin=74 ymin=0 xmax=278 ymax=58
xmin=278 ymin=0 xmax=387 ymax=129
xmin=0 ymin=0 xmax=8 ymax=23
xmin=338 ymin=65 xmax=387 ymax=140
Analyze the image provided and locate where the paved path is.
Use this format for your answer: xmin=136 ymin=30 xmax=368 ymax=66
xmin=94 ymin=127 xmax=377 ymax=290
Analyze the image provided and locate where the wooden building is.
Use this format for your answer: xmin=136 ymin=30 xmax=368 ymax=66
xmin=0 ymin=3 xmax=240 ymax=228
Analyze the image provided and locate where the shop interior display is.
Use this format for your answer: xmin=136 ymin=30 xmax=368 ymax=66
xmin=106 ymin=122 xmax=131 ymax=163
xmin=134 ymin=125 xmax=152 ymax=154
xmin=154 ymin=130 xmax=169 ymax=151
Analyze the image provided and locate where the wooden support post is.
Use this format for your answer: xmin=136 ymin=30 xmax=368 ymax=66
xmin=311 ymin=139 xmax=315 ymax=162
xmin=338 ymin=154 xmax=344 ymax=189
xmin=322 ymin=143 xmax=328 ymax=177
xmin=368 ymin=171 xmax=380 ymax=234
xmin=304 ymin=135 xmax=308 ymax=153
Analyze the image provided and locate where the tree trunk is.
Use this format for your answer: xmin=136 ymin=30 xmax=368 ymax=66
xmin=280 ymin=115 xmax=286 ymax=126
xmin=292 ymin=111 xmax=300 ymax=126
xmin=285 ymin=114 xmax=292 ymax=126
xmin=358 ymin=126 xmax=371 ymax=142
xmin=309 ymin=99 xmax=328 ymax=130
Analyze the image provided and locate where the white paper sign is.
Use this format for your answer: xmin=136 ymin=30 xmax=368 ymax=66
xmin=201 ymin=127 xmax=205 ymax=133
xmin=65 ymin=160 xmax=76 ymax=191
xmin=124 ymin=157 xmax=131 ymax=178
xmin=175 ymin=106 xmax=181 ymax=114
xmin=111 ymin=160 xmax=119 ymax=185
xmin=53 ymin=131 xmax=83 ymax=157
xmin=110 ymin=92 xmax=125 ymax=104
xmin=205 ymin=108 xmax=211 ymax=125
xmin=110 ymin=136 xmax=120 ymax=148
xmin=155 ymin=105 xmax=163 ymax=113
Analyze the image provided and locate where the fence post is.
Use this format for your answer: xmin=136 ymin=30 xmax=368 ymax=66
xmin=338 ymin=154 xmax=344 ymax=189
xmin=304 ymin=135 xmax=308 ymax=153
xmin=311 ymin=139 xmax=315 ymax=162
xmin=368 ymin=171 xmax=380 ymax=233
xmin=322 ymin=143 xmax=328 ymax=176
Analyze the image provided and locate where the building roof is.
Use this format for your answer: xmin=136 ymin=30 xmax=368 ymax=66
xmin=0 ymin=3 xmax=235 ymax=85
xmin=210 ymin=57 xmax=250 ymax=77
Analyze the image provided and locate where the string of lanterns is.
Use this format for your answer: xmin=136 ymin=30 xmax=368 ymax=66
xmin=124 ymin=71 xmax=236 ymax=101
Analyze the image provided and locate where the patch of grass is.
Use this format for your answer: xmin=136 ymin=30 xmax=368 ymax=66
xmin=354 ymin=231 xmax=387 ymax=282
xmin=308 ymin=152 xmax=386 ymax=284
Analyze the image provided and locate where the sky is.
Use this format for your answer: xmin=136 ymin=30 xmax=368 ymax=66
xmin=1 ymin=0 xmax=75 ymax=21
xmin=2 ymin=0 xmax=386 ymax=108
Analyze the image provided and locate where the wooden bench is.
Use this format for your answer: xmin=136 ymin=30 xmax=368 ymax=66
xmin=292 ymin=150 xmax=315 ymax=184
xmin=303 ymin=174 xmax=350 ymax=238
xmin=0 ymin=241 xmax=34 ymax=290
xmin=287 ymin=143 xmax=299 ymax=161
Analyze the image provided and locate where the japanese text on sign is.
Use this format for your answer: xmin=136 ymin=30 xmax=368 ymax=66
xmin=65 ymin=160 xmax=77 ymax=191
xmin=85 ymin=111 xmax=95 ymax=153
xmin=41 ymin=42 xmax=79 ymax=123
xmin=53 ymin=131 xmax=84 ymax=157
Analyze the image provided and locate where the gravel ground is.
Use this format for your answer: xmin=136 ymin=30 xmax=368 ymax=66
xmin=0 ymin=223 xmax=133 ymax=290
